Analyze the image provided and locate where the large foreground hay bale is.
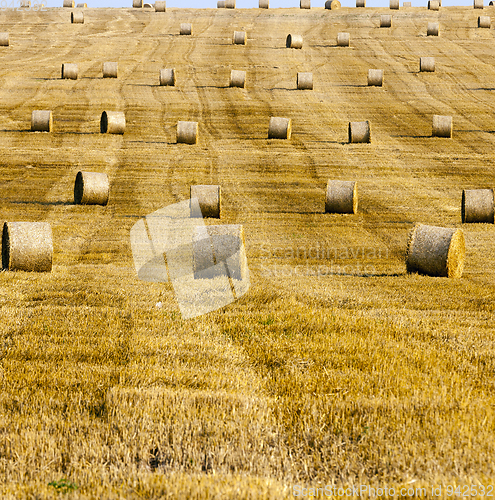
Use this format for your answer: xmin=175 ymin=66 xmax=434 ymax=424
xmin=74 ymin=171 xmax=109 ymax=205
xmin=132 ymin=0 xmax=142 ymax=6
xmin=71 ymin=11 xmax=84 ymax=23
xmin=180 ymin=23 xmax=192 ymax=35
xmin=2 ymin=222 xmax=53 ymax=272
xmin=337 ymin=32 xmax=350 ymax=46
xmin=474 ymin=0 xmax=484 ymax=8
xmin=190 ymin=185 xmax=221 ymax=218
xmin=432 ymin=115 xmax=452 ymax=138
xmin=177 ymin=121 xmax=198 ymax=144
xmin=420 ymin=56 xmax=435 ymax=72
xmin=380 ymin=14 xmax=392 ymax=27
xmin=300 ymin=0 xmax=310 ymax=7
xmin=31 ymin=110 xmax=52 ymax=132
xmin=225 ymin=0 xmax=235 ymax=7
xmin=103 ymin=61 xmax=118 ymax=78
xmin=268 ymin=117 xmax=291 ymax=139
xmin=233 ymin=31 xmax=246 ymax=45
xmin=259 ymin=0 xmax=268 ymax=7
xmin=462 ymin=189 xmax=494 ymax=223
xmin=368 ymin=69 xmax=383 ymax=86
xmin=325 ymin=180 xmax=358 ymax=214
xmin=286 ymin=34 xmax=303 ymax=48
xmin=61 ymin=63 xmax=78 ymax=79
xmin=0 ymin=33 xmax=9 ymax=46
xmin=427 ymin=22 xmax=439 ymax=35
xmin=325 ymin=0 xmax=341 ymax=8
xmin=406 ymin=224 xmax=465 ymax=278
xmin=155 ymin=1 xmax=166 ymax=11
xmin=428 ymin=0 xmax=439 ymax=9
xmin=390 ymin=0 xmax=399 ymax=9
xmin=230 ymin=70 xmax=246 ymax=88
xmin=348 ymin=121 xmax=370 ymax=143
xmin=356 ymin=0 xmax=365 ymax=6
xmin=297 ymin=72 xmax=313 ymax=90
xmin=63 ymin=0 xmax=74 ymax=6
xmin=100 ymin=111 xmax=125 ymax=134
xmin=160 ymin=68 xmax=175 ymax=86
xmin=478 ymin=15 xmax=491 ymax=26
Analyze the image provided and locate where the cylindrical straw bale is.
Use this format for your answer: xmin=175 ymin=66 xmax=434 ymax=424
xmin=76 ymin=2 xmax=87 ymax=6
xmin=259 ymin=0 xmax=269 ymax=7
xmin=190 ymin=185 xmax=221 ymax=218
xmin=233 ymin=31 xmax=246 ymax=45
xmin=230 ymin=70 xmax=246 ymax=88
xmin=132 ymin=0 xmax=142 ymax=7
xmin=217 ymin=0 xmax=225 ymax=6
xmin=177 ymin=121 xmax=198 ymax=144
xmin=403 ymin=2 xmax=411 ymax=6
xmin=74 ymin=171 xmax=109 ymax=206
xmin=420 ymin=56 xmax=435 ymax=72
xmin=155 ymin=0 xmax=166 ymax=10
xmin=0 ymin=33 xmax=9 ymax=46
xmin=100 ymin=111 xmax=125 ymax=134
xmin=367 ymin=69 xmax=383 ymax=86
xmin=225 ymin=0 xmax=235 ymax=7
xmin=300 ymin=0 xmax=310 ymax=8
xmin=71 ymin=11 xmax=84 ymax=23
xmin=160 ymin=68 xmax=175 ymax=86
xmin=297 ymin=72 xmax=313 ymax=90
xmin=461 ymin=189 xmax=494 ymax=223
xmin=20 ymin=0 xmax=31 ymax=7
xmin=380 ymin=14 xmax=392 ymax=27
xmin=432 ymin=115 xmax=452 ymax=138
xmin=325 ymin=0 xmax=341 ymax=8
xmin=61 ymin=63 xmax=78 ymax=80
xmin=428 ymin=0 xmax=439 ymax=9
xmin=356 ymin=0 xmax=365 ymax=6
xmin=268 ymin=117 xmax=291 ymax=139
xmin=31 ymin=110 xmax=52 ymax=132
xmin=180 ymin=23 xmax=192 ymax=35
xmin=143 ymin=3 xmax=152 ymax=7
xmin=348 ymin=121 xmax=370 ymax=143
xmin=474 ymin=0 xmax=484 ymax=8
xmin=337 ymin=32 xmax=350 ymax=46
xmin=2 ymin=222 xmax=53 ymax=272
xmin=63 ymin=0 xmax=74 ymax=6
xmin=325 ymin=180 xmax=358 ymax=214
xmin=286 ymin=34 xmax=303 ymax=48
xmin=427 ymin=22 xmax=439 ymax=35
xmin=406 ymin=224 xmax=465 ymax=278
xmin=478 ymin=15 xmax=491 ymax=26
xmin=390 ymin=0 xmax=399 ymax=9
xmin=103 ymin=61 xmax=118 ymax=78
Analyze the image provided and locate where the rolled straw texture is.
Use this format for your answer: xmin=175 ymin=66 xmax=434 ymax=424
xmin=428 ymin=0 xmax=439 ymax=9
xmin=103 ymin=61 xmax=118 ymax=78
xmin=286 ymin=34 xmax=303 ymax=48
xmin=348 ymin=121 xmax=371 ymax=143
xmin=268 ymin=117 xmax=292 ymax=139
xmin=190 ymin=185 xmax=221 ymax=218
xmin=71 ymin=11 xmax=84 ymax=23
xmin=474 ymin=0 xmax=484 ymax=8
xmin=478 ymin=15 xmax=491 ymax=26
xmin=61 ymin=63 xmax=78 ymax=80
xmin=76 ymin=2 xmax=87 ymax=6
xmin=325 ymin=180 xmax=358 ymax=214
xmin=63 ymin=0 xmax=74 ymax=6
xmin=160 ymin=68 xmax=176 ymax=86
xmin=420 ymin=57 xmax=435 ymax=72
xmin=132 ymin=0 xmax=142 ymax=7
xmin=461 ymin=189 xmax=494 ymax=223
xmin=356 ymin=0 xmax=365 ymax=6
xmin=233 ymin=31 xmax=246 ymax=45
xmin=225 ymin=0 xmax=235 ymax=7
xmin=297 ymin=72 xmax=313 ymax=90
xmin=177 ymin=121 xmax=198 ymax=144
xmin=432 ymin=115 xmax=452 ymax=138
xmin=300 ymin=0 xmax=310 ymax=7
xmin=325 ymin=0 xmax=341 ymax=8
xmin=367 ymin=69 xmax=383 ymax=86
xmin=74 ymin=171 xmax=109 ymax=206
xmin=180 ymin=23 xmax=192 ymax=35
xmin=390 ymin=0 xmax=399 ymax=9
xmin=155 ymin=1 xmax=166 ymax=10
xmin=217 ymin=0 xmax=225 ymax=6
xmin=100 ymin=111 xmax=125 ymax=134
xmin=259 ymin=0 xmax=268 ymax=7
xmin=337 ymin=32 xmax=350 ymax=46
xmin=427 ymin=22 xmax=439 ymax=35
xmin=230 ymin=70 xmax=246 ymax=88
xmin=31 ymin=110 xmax=52 ymax=132
xmin=380 ymin=14 xmax=392 ymax=27
xmin=0 ymin=33 xmax=10 ymax=47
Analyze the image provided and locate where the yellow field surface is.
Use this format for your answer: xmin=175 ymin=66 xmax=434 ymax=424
xmin=1 ymin=4 xmax=495 ymax=498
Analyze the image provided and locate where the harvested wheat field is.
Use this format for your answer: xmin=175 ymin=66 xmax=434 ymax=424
xmin=1 ymin=4 xmax=495 ymax=499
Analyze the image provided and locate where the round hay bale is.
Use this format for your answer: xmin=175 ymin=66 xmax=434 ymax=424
xmin=180 ymin=23 xmax=192 ymax=35
xmin=300 ymin=0 xmax=310 ymax=8
xmin=325 ymin=180 xmax=358 ymax=214
xmin=297 ymin=72 xmax=313 ymax=90
xmin=348 ymin=121 xmax=370 ymax=143
xmin=337 ymin=32 xmax=350 ymax=46
xmin=428 ymin=0 xmax=439 ymax=9
xmin=268 ymin=117 xmax=291 ymax=139
xmin=461 ymin=189 xmax=494 ymax=223
xmin=406 ymin=224 xmax=465 ymax=278
xmin=132 ymin=0 xmax=142 ymax=6
xmin=259 ymin=0 xmax=269 ymax=7
xmin=420 ymin=56 xmax=435 ymax=72
xmin=380 ymin=14 xmax=392 ymax=27
xmin=390 ymin=0 xmax=399 ymax=9
xmin=368 ymin=69 xmax=383 ymax=86
xmin=427 ymin=22 xmax=439 ymax=35
xmin=356 ymin=0 xmax=365 ymax=6
xmin=403 ymin=2 xmax=411 ymax=6
xmin=217 ymin=0 xmax=225 ymax=6
xmin=71 ymin=11 xmax=84 ymax=23
xmin=2 ymin=222 xmax=53 ymax=272
xmin=61 ymin=63 xmax=78 ymax=80
xmin=233 ymin=31 xmax=246 ymax=45
xmin=177 ymin=121 xmax=198 ymax=144
xmin=490 ymin=1 xmax=493 ymax=5
xmin=225 ymin=0 xmax=235 ymax=7
xmin=31 ymin=110 xmax=52 ymax=132
xmin=74 ymin=171 xmax=109 ymax=206
xmin=474 ymin=0 xmax=484 ymax=8
xmin=432 ymin=115 xmax=452 ymax=138
xmin=20 ymin=0 xmax=31 ymax=7
xmin=230 ymin=70 xmax=246 ymax=88
xmin=190 ymin=185 xmax=221 ymax=219
xmin=63 ymin=0 xmax=74 ymax=6
xmin=155 ymin=0 xmax=165 ymax=10
xmin=143 ymin=3 xmax=152 ymax=7
xmin=76 ymin=3 xmax=87 ymax=7
xmin=0 ymin=33 xmax=9 ymax=47
xmin=103 ymin=61 xmax=118 ymax=78
xmin=325 ymin=0 xmax=341 ymax=8
xmin=286 ymin=34 xmax=303 ymax=48
xmin=160 ymin=68 xmax=176 ymax=86
xmin=478 ymin=15 xmax=491 ymax=26
xmin=100 ymin=111 xmax=125 ymax=134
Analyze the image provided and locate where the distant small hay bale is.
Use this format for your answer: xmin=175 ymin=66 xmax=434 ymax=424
xmin=100 ymin=111 xmax=125 ymax=134
xmin=74 ymin=171 xmax=109 ymax=206
xmin=268 ymin=117 xmax=291 ymax=139
xmin=71 ymin=11 xmax=84 ymax=23
xmin=177 ymin=121 xmax=198 ymax=144
xmin=2 ymin=222 xmax=53 ymax=273
xmin=403 ymin=1 xmax=411 ymax=6
xmin=132 ymin=0 xmax=142 ymax=6
xmin=432 ymin=115 xmax=452 ymax=138
xmin=76 ymin=2 xmax=87 ymax=6
xmin=380 ymin=14 xmax=392 ymax=27
xmin=300 ymin=0 xmax=310 ymax=8
xmin=428 ymin=0 xmax=439 ymax=9
xmin=420 ymin=56 xmax=435 ymax=72
xmin=230 ymin=70 xmax=246 ymax=88
xmin=233 ymin=31 xmax=246 ymax=45
xmin=427 ymin=22 xmax=439 ymax=35
xmin=61 ymin=63 xmax=78 ymax=80
xmin=217 ymin=0 xmax=225 ymax=6
xmin=325 ymin=180 xmax=358 ymax=214
xmin=461 ymin=189 xmax=494 ymax=223
xmin=180 ymin=23 xmax=192 ymax=35
xmin=31 ymin=110 xmax=52 ymax=132
xmin=325 ymin=0 xmax=341 ymax=8
xmin=390 ymin=0 xmax=399 ymax=9
xmin=490 ymin=1 xmax=493 ymax=5
xmin=225 ymin=0 xmax=235 ymax=7
xmin=190 ymin=185 xmax=221 ymax=219
xmin=337 ymin=32 xmax=350 ymax=46
xmin=259 ymin=0 xmax=269 ymax=7
xmin=63 ymin=0 xmax=74 ymax=6
xmin=297 ymin=72 xmax=313 ymax=90
xmin=348 ymin=121 xmax=370 ymax=143
xmin=160 ymin=68 xmax=175 ymax=86
xmin=20 ymin=0 xmax=31 ymax=7
xmin=0 ymin=33 xmax=9 ymax=47
xmin=143 ymin=3 xmax=152 ymax=7
xmin=368 ymin=69 xmax=383 ymax=86
xmin=478 ymin=15 xmax=491 ymax=26
xmin=356 ymin=0 xmax=365 ymax=6
xmin=286 ymin=34 xmax=303 ymax=48
xmin=103 ymin=61 xmax=118 ymax=78
xmin=155 ymin=0 xmax=165 ymax=10
xmin=474 ymin=0 xmax=484 ymax=8
xmin=406 ymin=224 xmax=465 ymax=278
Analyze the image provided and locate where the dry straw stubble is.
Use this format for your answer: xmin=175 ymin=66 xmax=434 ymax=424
xmin=325 ymin=180 xmax=358 ymax=214
xmin=61 ymin=63 xmax=78 ymax=79
xmin=100 ymin=111 xmax=125 ymax=134
xmin=74 ymin=171 xmax=110 ymax=206
xmin=461 ymin=189 xmax=494 ymax=223
xmin=31 ymin=110 xmax=52 ymax=132
xmin=268 ymin=117 xmax=291 ymax=139
xmin=177 ymin=121 xmax=198 ymax=144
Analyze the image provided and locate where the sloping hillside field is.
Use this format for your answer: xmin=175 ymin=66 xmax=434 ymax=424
xmin=1 ymin=4 xmax=495 ymax=498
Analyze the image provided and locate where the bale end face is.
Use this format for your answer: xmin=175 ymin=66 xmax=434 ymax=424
xmin=348 ymin=121 xmax=371 ymax=143
xmin=325 ymin=180 xmax=358 ymax=214
xmin=74 ymin=171 xmax=110 ymax=206
xmin=461 ymin=189 xmax=495 ymax=223
xmin=268 ymin=117 xmax=292 ymax=139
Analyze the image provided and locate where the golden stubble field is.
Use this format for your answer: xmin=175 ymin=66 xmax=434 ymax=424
xmin=1 ymin=3 xmax=495 ymax=498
